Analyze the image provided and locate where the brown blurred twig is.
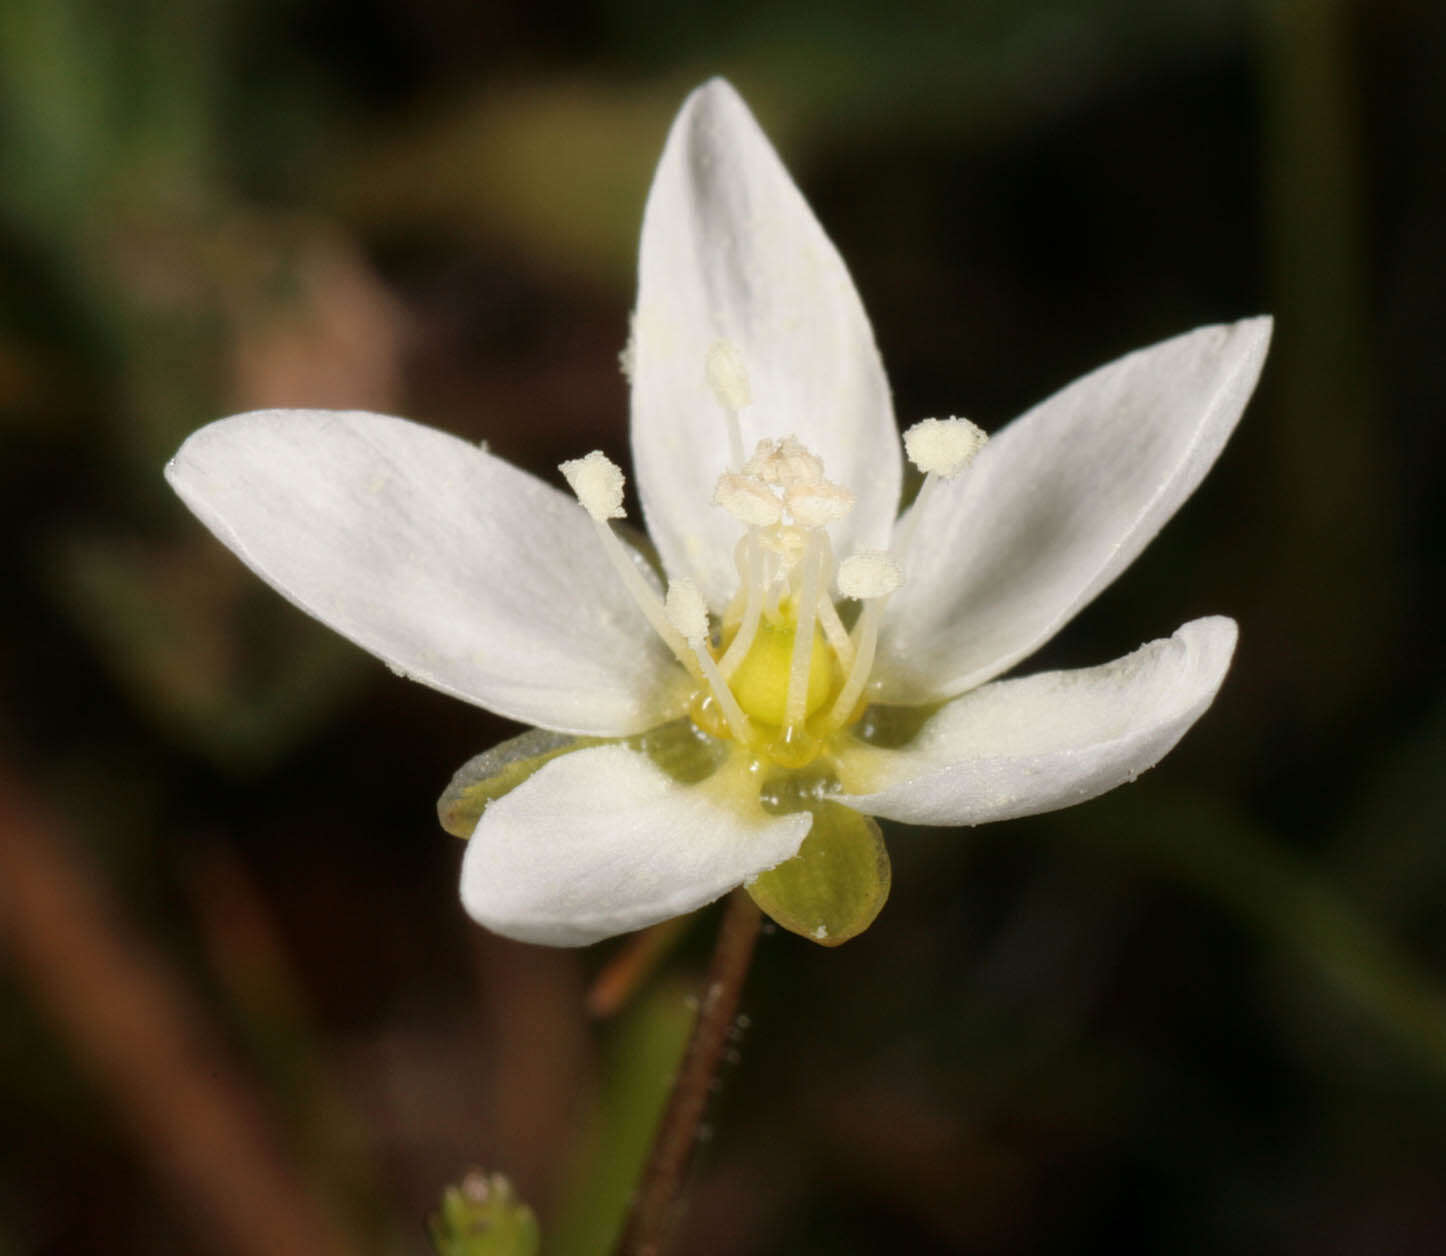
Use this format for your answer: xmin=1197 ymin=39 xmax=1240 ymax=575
xmin=586 ymin=916 xmax=689 ymax=1020
xmin=613 ymin=892 xmax=762 ymax=1256
xmin=0 ymin=765 xmax=358 ymax=1256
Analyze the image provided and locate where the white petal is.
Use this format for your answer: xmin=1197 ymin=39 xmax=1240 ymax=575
xmin=166 ymin=409 xmax=688 ymax=735
xmin=837 ymin=617 xmax=1236 ymax=825
xmin=631 ymin=79 xmax=901 ymax=607
xmin=876 ymin=319 xmax=1270 ymax=704
xmin=460 ymin=743 xmax=812 ymax=946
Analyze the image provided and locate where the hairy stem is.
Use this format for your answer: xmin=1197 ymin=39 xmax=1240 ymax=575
xmin=614 ymin=891 xmax=763 ymax=1256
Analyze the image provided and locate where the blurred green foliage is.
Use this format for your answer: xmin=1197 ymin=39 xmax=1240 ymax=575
xmin=2 ymin=0 xmax=1444 ymax=1252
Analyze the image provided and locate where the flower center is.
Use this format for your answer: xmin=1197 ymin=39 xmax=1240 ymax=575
xmin=727 ymin=605 xmax=836 ymax=728
xmin=559 ymin=342 xmax=987 ymax=771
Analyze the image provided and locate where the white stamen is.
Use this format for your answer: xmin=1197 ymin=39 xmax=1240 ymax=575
xmin=902 ymin=416 xmax=988 ymax=479
xmin=891 ymin=419 xmax=988 ymax=575
xmin=560 ymin=450 xmax=626 ymax=521
xmin=714 ymin=472 xmax=783 ymax=528
xmin=706 ymin=341 xmax=749 ymax=470
xmin=824 ymin=554 xmax=904 ymax=731
xmin=785 ymin=479 xmax=854 ymax=528
xmin=719 ymin=536 xmax=766 ymax=677
xmin=816 ymin=593 xmax=855 ymax=674
xmin=785 ymin=533 xmax=825 ymax=728
xmin=808 ymin=535 xmax=853 ymax=673
xmin=562 ymin=452 xmax=699 ymax=678
xmin=838 ymin=551 xmax=902 ymax=600
xmin=667 ymin=578 xmax=753 ymax=743
xmin=665 ymin=579 xmax=711 ymax=644
xmin=824 ymin=599 xmax=887 ymax=731
xmin=706 ymin=340 xmax=751 ymax=412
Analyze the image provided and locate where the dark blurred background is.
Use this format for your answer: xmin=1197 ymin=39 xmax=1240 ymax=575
xmin=2 ymin=0 xmax=1444 ymax=1252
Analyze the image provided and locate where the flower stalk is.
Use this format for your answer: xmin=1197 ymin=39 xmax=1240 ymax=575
xmin=614 ymin=891 xmax=763 ymax=1256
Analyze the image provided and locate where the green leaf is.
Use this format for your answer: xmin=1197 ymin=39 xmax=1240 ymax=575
xmin=428 ymin=1172 xmax=540 ymax=1256
xmin=548 ymin=979 xmax=696 ymax=1256
xmin=747 ymin=801 xmax=890 ymax=946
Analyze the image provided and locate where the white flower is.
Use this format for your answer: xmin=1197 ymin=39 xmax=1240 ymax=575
xmin=166 ymin=80 xmax=1270 ymax=948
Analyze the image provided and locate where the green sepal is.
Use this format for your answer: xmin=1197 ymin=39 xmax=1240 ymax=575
xmin=851 ymin=701 xmax=942 ymax=748
xmin=628 ymin=717 xmax=730 ymax=784
xmin=437 ymin=718 xmax=730 ymax=839
xmin=437 ymin=728 xmax=595 ymax=838
xmin=428 ymin=1171 xmax=540 ymax=1256
xmin=746 ymin=800 xmax=891 ymax=947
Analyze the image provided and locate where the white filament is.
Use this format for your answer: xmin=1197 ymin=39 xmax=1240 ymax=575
xmin=718 ymin=536 xmax=766 ymax=678
xmin=825 ymin=552 xmax=903 ymax=730
xmin=825 ymin=600 xmax=886 ymax=730
xmin=706 ymin=340 xmax=750 ymax=470
xmin=667 ymin=578 xmax=753 ymax=742
xmin=561 ymin=452 xmax=699 ymax=677
xmin=706 ymin=340 xmax=751 ymax=411
xmin=785 ymin=533 xmax=825 ymax=728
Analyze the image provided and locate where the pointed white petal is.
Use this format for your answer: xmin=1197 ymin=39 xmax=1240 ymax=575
xmin=166 ymin=409 xmax=688 ymax=735
xmin=460 ymin=743 xmax=812 ymax=946
xmin=838 ymin=617 xmax=1236 ymax=825
xmin=876 ymin=319 xmax=1270 ymax=704
xmin=631 ymin=79 xmax=901 ymax=607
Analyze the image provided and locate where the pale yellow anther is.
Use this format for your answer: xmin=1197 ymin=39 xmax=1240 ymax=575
xmin=743 ymin=436 xmax=824 ymax=489
xmin=706 ymin=340 xmax=751 ymax=412
xmin=664 ymin=579 xmax=710 ymax=644
xmin=714 ymin=472 xmax=782 ymax=528
xmin=903 ymin=416 xmax=988 ymax=479
xmin=785 ymin=479 xmax=854 ymax=528
xmin=560 ymin=450 xmax=626 ymax=521
xmin=775 ymin=436 xmax=825 ymax=487
xmin=838 ymin=551 xmax=902 ymax=600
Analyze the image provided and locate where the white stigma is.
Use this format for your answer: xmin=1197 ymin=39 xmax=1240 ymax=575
xmin=838 ymin=551 xmax=902 ymax=600
xmin=903 ymin=416 xmax=988 ymax=479
xmin=560 ymin=450 xmax=626 ymax=521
